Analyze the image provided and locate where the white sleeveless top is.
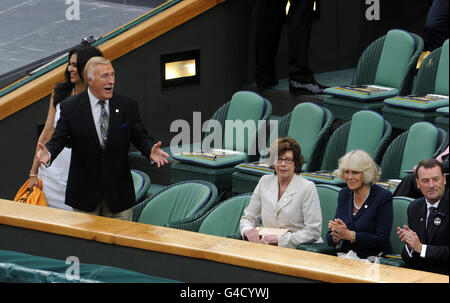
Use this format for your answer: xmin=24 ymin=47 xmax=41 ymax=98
xmin=38 ymin=103 xmax=72 ymax=211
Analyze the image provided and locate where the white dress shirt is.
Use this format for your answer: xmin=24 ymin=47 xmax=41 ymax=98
xmin=405 ymin=199 xmax=441 ymax=258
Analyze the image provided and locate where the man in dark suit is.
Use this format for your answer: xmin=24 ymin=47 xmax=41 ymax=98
xmin=37 ymin=57 xmax=168 ymax=220
xmin=397 ymin=158 xmax=448 ymax=275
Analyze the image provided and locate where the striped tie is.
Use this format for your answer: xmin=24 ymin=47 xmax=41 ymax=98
xmin=99 ymin=100 xmax=108 ymax=148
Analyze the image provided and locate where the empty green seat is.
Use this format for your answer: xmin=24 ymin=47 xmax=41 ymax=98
xmin=297 ymin=184 xmax=340 ymax=255
xmin=171 ymin=91 xmax=272 ymax=191
xmin=379 ymin=122 xmax=447 ymax=181
xmin=324 ymin=29 xmax=424 ymax=121
xmin=301 ymin=110 xmax=391 ymax=186
xmin=196 ymin=193 xmax=252 ymax=238
xmin=435 ymin=106 xmax=449 ymax=130
xmin=231 ymin=102 xmax=333 ymax=194
xmin=131 ymin=169 xmax=151 ymax=203
xmin=133 ymin=180 xmax=219 ymax=231
xmin=378 ymin=196 xmax=413 ymax=267
xmin=382 ymin=39 xmax=449 ymax=129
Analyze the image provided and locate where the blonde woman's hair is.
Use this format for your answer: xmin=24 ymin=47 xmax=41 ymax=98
xmin=83 ymin=56 xmax=111 ymax=82
xmin=334 ymin=149 xmax=381 ymax=185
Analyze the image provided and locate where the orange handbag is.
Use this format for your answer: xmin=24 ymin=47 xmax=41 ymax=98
xmin=13 ymin=178 xmax=48 ymax=207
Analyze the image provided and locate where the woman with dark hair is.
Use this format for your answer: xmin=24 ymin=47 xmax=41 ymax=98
xmin=27 ymin=43 xmax=103 ymax=210
xmin=240 ymin=137 xmax=322 ymax=248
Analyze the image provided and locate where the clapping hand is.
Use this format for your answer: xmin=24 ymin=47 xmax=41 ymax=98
xmin=328 ymin=218 xmax=351 ymax=242
xmin=397 ymin=225 xmax=422 ymax=253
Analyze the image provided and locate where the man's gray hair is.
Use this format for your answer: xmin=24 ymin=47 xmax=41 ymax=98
xmin=83 ymin=56 xmax=111 ymax=82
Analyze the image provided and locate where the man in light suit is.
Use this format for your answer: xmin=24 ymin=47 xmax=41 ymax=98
xmin=397 ymin=158 xmax=448 ymax=275
xmin=38 ymin=57 xmax=168 ymax=220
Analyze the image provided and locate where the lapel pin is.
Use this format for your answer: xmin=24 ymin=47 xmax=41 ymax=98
xmin=115 ymin=109 xmax=119 ymax=113
xmin=434 ymin=217 xmax=441 ymax=226
xmin=364 ymin=205 xmax=368 ymax=208
xmin=420 ymin=218 xmax=423 ymax=222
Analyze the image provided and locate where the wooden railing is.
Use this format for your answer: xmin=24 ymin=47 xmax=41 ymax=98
xmin=0 ymin=199 xmax=447 ymax=283
xmin=0 ymin=0 xmax=226 ymax=120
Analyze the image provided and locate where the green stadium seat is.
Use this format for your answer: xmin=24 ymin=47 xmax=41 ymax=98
xmin=435 ymin=106 xmax=449 ymax=131
xmin=297 ymin=184 xmax=340 ymax=255
xmin=301 ymin=110 xmax=391 ymax=186
xmin=378 ymin=196 xmax=413 ymax=267
xmin=170 ymin=91 xmax=272 ymax=192
xmin=133 ymin=180 xmax=219 ymax=231
xmin=196 ymin=193 xmax=252 ymax=238
xmin=232 ymin=102 xmax=333 ymax=194
xmin=323 ymin=29 xmax=424 ymax=121
xmin=382 ymin=39 xmax=449 ymax=129
xmin=131 ymin=169 xmax=151 ymax=203
xmin=379 ymin=122 xmax=447 ymax=181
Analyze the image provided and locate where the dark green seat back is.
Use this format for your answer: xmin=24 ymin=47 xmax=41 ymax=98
xmin=198 ymin=193 xmax=252 ymax=237
xmin=131 ymin=169 xmax=150 ymax=203
xmin=434 ymin=39 xmax=449 ymax=96
xmin=137 ymin=181 xmax=217 ymax=227
xmin=391 ymin=196 xmax=414 ymax=254
xmin=374 ymin=30 xmax=416 ymax=90
xmin=352 ymin=30 xmax=423 ymax=95
xmin=287 ymin=103 xmax=333 ymax=171
xmin=345 ymin=110 xmax=388 ymax=160
xmin=316 ymin=184 xmax=341 ymax=239
xmin=380 ymin=122 xmax=446 ymax=180
xmin=399 ymin=122 xmax=439 ymax=178
xmin=224 ymin=91 xmax=269 ymax=153
xmin=319 ymin=110 xmax=391 ymax=171
xmin=412 ymin=39 xmax=449 ymax=96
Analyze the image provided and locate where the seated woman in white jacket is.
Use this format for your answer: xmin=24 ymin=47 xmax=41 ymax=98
xmin=240 ymin=137 xmax=323 ymax=248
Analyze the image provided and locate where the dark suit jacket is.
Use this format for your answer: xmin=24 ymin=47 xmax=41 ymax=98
xmin=46 ymin=90 xmax=155 ymax=213
xmin=326 ymin=185 xmax=394 ymax=259
xmin=401 ymin=190 xmax=449 ymax=275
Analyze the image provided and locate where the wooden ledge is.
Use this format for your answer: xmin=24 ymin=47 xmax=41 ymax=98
xmin=0 ymin=199 xmax=448 ymax=283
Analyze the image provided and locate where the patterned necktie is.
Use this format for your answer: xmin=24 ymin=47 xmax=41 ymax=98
xmin=426 ymin=206 xmax=437 ymax=240
xmin=99 ymin=100 xmax=109 ymax=148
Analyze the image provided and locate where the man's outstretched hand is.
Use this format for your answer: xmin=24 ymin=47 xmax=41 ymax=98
xmin=150 ymin=141 xmax=169 ymax=167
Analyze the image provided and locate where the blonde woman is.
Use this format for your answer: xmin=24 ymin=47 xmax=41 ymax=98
xmin=327 ymin=149 xmax=393 ymax=258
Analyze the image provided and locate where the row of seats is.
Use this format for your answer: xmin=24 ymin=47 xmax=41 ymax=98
xmin=166 ymin=92 xmax=446 ymax=194
xmin=166 ymin=32 xmax=448 ymax=192
xmin=232 ymin=107 xmax=447 ymax=194
xmin=131 ymin=180 xmax=251 ymax=242
xmin=323 ymin=31 xmax=448 ymax=130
